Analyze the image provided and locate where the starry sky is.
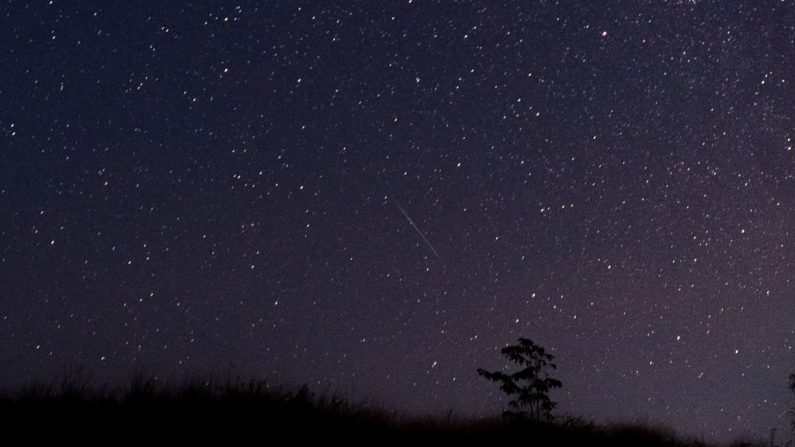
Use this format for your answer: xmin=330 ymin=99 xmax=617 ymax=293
xmin=1 ymin=0 xmax=793 ymax=442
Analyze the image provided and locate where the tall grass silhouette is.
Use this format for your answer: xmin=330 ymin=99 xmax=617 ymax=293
xmin=0 ymin=372 xmax=745 ymax=445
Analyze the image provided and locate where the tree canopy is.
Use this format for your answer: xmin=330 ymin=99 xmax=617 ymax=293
xmin=477 ymin=337 xmax=562 ymax=421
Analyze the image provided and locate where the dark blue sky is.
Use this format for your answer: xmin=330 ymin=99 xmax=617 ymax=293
xmin=1 ymin=1 xmax=793 ymax=442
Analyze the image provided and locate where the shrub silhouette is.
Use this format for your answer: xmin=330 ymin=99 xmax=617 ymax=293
xmin=477 ymin=337 xmax=562 ymax=422
xmin=790 ymin=374 xmax=795 ymax=431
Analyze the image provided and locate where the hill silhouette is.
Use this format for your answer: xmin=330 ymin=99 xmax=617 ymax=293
xmin=0 ymin=374 xmax=756 ymax=446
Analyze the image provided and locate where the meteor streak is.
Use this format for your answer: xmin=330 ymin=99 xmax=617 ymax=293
xmin=392 ymin=199 xmax=443 ymax=262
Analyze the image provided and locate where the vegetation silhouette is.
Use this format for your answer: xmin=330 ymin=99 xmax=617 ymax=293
xmin=790 ymin=373 xmax=795 ymax=431
xmin=477 ymin=337 xmax=562 ymax=422
xmin=0 ymin=372 xmax=756 ymax=446
xmin=788 ymin=373 xmax=795 ymax=444
xmin=766 ymin=374 xmax=795 ymax=447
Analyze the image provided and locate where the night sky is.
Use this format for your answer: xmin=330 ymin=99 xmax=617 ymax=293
xmin=1 ymin=1 xmax=794 ymax=442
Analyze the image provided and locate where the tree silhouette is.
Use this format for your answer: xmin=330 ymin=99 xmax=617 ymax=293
xmin=477 ymin=337 xmax=562 ymax=421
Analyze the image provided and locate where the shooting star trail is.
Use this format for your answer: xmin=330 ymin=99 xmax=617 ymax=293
xmin=392 ymin=199 xmax=443 ymax=262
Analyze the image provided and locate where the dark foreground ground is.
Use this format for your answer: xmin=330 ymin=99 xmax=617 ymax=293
xmin=0 ymin=377 xmax=766 ymax=446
